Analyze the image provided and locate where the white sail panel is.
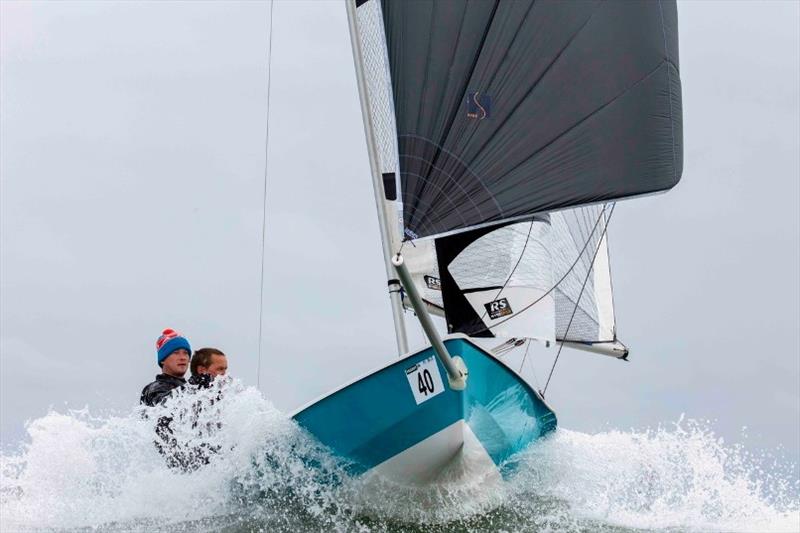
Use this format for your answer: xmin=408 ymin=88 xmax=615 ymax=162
xmin=593 ymin=232 xmax=616 ymax=342
xmin=447 ymin=220 xmax=555 ymax=342
xmin=355 ymin=0 xmax=405 ymax=245
xmin=401 ymin=239 xmax=444 ymax=314
xmin=550 ymin=205 xmax=616 ymax=344
xmin=399 ymin=205 xmax=620 ymax=352
xmin=354 ymin=0 xmax=398 ymax=177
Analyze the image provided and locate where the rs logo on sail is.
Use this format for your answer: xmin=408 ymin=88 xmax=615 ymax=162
xmin=424 ymin=275 xmax=441 ymax=291
xmin=485 ymin=297 xmax=512 ymax=320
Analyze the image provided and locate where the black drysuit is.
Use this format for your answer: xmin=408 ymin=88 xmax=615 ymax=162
xmin=140 ymin=373 xmax=186 ymax=407
xmin=139 ymin=373 xmax=216 ymax=470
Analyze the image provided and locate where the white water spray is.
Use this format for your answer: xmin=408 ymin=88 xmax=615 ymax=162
xmin=1 ymin=382 xmax=797 ymax=532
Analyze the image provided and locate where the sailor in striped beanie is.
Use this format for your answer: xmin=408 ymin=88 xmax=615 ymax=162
xmin=156 ymin=328 xmax=192 ymax=367
xmin=140 ymin=328 xmax=192 ymax=407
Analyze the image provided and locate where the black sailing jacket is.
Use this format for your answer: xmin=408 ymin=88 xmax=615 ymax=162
xmin=139 ymin=373 xmax=186 ymax=407
xmin=139 ymin=372 xmax=218 ymax=471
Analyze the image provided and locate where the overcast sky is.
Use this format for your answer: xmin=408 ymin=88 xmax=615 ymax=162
xmin=1 ymin=1 xmax=798 ymax=464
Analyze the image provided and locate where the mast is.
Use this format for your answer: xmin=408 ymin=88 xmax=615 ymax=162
xmin=345 ymin=0 xmax=408 ymax=355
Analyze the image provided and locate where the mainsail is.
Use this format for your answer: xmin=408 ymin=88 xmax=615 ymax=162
xmin=401 ymin=203 xmax=625 ymax=356
xmin=352 ymin=0 xmax=682 ymax=358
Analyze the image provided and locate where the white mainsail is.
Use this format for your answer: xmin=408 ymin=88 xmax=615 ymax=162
xmin=355 ymin=0 xmax=403 ymax=245
xmin=400 ymin=204 xmax=624 ymax=357
xmin=550 ymin=205 xmax=616 ymax=344
xmin=446 ymin=218 xmax=556 ymax=342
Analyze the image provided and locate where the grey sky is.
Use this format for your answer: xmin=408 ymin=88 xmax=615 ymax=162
xmin=1 ymin=0 xmax=798 ymax=466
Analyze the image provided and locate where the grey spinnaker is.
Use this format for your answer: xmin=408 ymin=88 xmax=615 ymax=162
xmin=381 ymin=0 xmax=683 ymax=240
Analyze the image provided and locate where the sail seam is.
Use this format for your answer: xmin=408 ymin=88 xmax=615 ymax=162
xmin=398 ymin=173 xmax=473 ymax=235
xmin=399 ymin=153 xmax=490 ymax=232
xmin=400 ymin=134 xmax=502 ymax=236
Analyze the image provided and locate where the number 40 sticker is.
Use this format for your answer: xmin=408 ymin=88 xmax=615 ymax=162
xmin=405 ymin=356 xmax=445 ymax=405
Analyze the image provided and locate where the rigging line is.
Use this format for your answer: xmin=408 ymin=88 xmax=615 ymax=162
xmin=518 ymin=337 xmax=532 ymax=374
xmin=542 ymin=202 xmax=616 ymax=397
xmin=519 ymin=338 xmax=542 ymax=394
xmin=470 ymin=203 xmax=609 ymax=336
xmin=257 ymin=0 xmax=275 ymax=391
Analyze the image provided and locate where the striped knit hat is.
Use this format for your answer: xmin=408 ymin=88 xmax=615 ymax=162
xmin=155 ymin=328 xmax=191 ymax=366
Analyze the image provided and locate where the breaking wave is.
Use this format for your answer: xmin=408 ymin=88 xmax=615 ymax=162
xmin=1 ymin=380 xmax=797 ymax=532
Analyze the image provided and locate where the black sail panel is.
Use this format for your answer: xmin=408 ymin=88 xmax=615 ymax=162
xmin=381 ymin=0 xmax=683 ymax=240
xmin=434 ymin=224 xmax=502 ymax=338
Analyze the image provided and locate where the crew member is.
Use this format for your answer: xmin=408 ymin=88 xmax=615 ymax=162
xmin=140 ymin=328 xmax=191 ymax=406
xmin=188 ymin=347 xmax=228 ymax=388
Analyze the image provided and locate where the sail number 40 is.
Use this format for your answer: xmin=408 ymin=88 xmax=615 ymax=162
xmin=405 ymin=356 xmax=445 ymax=405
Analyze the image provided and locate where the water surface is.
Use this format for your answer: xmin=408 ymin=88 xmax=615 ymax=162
xmin=1 ymin=380 xmax=797 ymax=532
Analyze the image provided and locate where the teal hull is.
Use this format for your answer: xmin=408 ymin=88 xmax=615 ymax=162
xmin=292 ymin=337 xmax=556 ymax=479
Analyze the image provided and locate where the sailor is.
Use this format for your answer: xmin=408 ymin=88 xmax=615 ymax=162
xmin=188 ymin=347 xmax=228 ymax=388
xmin=184 ymin=347 xmax=228 ymax=465
xmin=139 ymin=328 xmax=191 ymax=406
xmin=140 ymin=328 xmax=211 ymax=471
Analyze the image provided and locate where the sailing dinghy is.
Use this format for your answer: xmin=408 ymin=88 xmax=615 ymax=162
xmin=292 ymin=0 xmax=682 ymax=485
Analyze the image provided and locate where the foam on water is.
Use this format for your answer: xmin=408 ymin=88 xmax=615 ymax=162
xmin=1 ymin=381 xmax=797 ymax=532
xmin=513 ymin=423 xmax=799 ymax=532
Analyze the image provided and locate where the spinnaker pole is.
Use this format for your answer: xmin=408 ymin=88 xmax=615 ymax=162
xmin=345 ymin=0 xmax=408 ymax=355
xmin=393 ymin=254 xmax=467 ymax=390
